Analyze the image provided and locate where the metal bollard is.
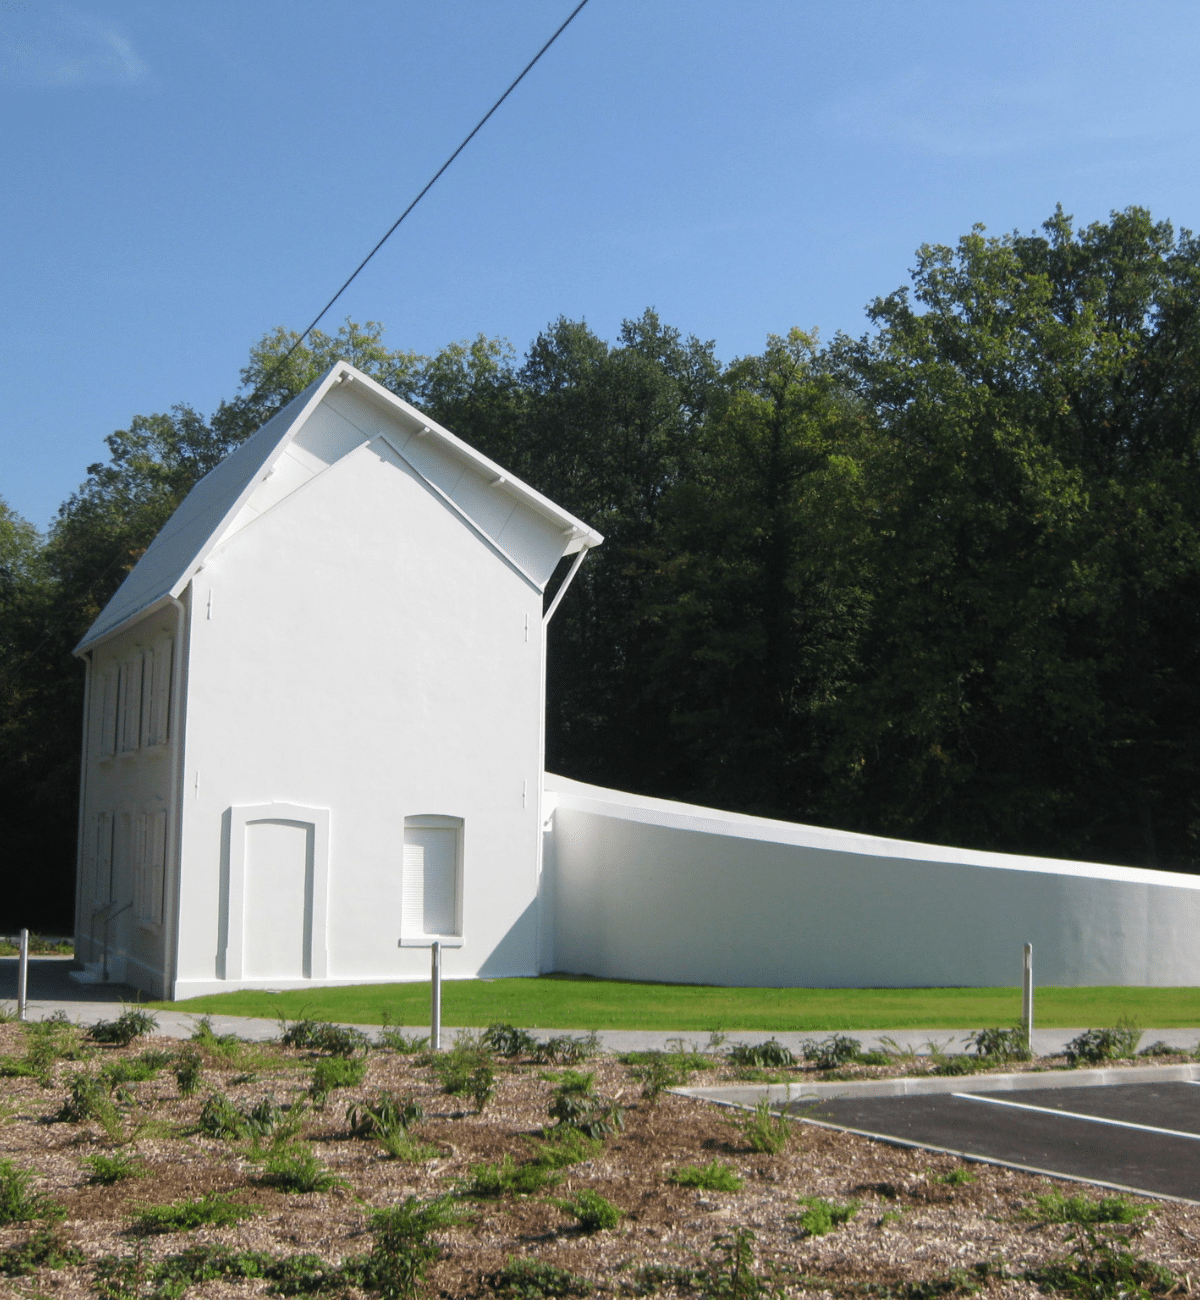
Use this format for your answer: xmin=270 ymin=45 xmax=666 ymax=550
xmin=1022 ymin=942 xmax=1034 ymax=1057
xmin=430 ymin=940 xmax=441 ymax=1052
xmin=17 ymin=928 xmax=29 ymax=1022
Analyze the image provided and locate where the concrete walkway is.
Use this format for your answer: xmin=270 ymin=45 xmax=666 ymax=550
xmin=4 ymin=957 xmax=1198 ymax=1057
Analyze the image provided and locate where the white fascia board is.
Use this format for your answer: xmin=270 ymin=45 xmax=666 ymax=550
xmin=333 ymin=365 xmax=605 ymax=552
xmin=543 ymin=772 xmax=1200 ymax=890
xmin=72 ymin=593 xmax=180 ymax=656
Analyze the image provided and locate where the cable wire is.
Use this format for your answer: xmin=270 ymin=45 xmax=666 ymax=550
xmin=248 ymin=0 xmax=592 ymax=405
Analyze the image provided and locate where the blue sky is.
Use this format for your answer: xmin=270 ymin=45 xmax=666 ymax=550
xmin=4 ymin=0 xmax=1200 ymax=530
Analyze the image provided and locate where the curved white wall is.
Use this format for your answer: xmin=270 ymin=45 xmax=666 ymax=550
xmin=544 ymin=776 xmax=1200 ymax=987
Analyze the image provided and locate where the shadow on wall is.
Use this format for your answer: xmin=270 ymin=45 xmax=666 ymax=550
xmin=477 ymin=895 xmax=539 ymax=979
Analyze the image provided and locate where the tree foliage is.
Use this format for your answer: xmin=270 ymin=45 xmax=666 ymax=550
xmin=6 ymin=206 xmax=1200 ymax=929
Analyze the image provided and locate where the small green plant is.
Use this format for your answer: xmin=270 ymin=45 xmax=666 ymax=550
xmin=89 ymin=1008 xmax=158 ymax=1047
xmin=701 ymin=1227 xmax=781 ymax=1299
xmin=197 ymin=1092 xmax=248 ymax=1139
xmin=84 ymin=1149 xmax=146 ymax=1185
xmin=57 ymin=1071 xmax=126 ymax=1137
xmin=0 ymin=1223 xmax=85 ymax=1276
xmin=0 ymin=1159 xmax=50 ymax=1224
xmin=259 ymin=1143 xmax=346 ymax=1193
xmin=629 ymin=1261 xmax=701 ymax=1295
xmin=533 ymin=1032 xmax=599 ymax=1064
xmin=877 ymin=1035 xmax=919 ymax=1065
xmin=1138 ymin=1040 xmax=1179 ymax=1057
xmin=431 ymin=1036 xmax=496 ymax=1109
xmin=935 ymin=1167 xmax=977 ymax=1187
xmin=932 ymin=1054 xmax=982 ymax=1076
xmin=794 ymin=1195 xmax=861 ymax=1236
xmin=483 ymin=1022 xmax=539 ymax=1057
xmin=967 ymin=1026 xmax=1032 ymax=1062
xmin=459 ymin=1154 xmax=558 ymax=1198
xmin=547 ymin=1070 xmax=624 ymax=1138
xmin=101 ymin=1055 xmax=163 ymax=1087
xmin=309 ymin=1054 xmax=367 ymax=1106
xmin=556 ymin=1187 xmax=621 ymax=1232
xmin=669 ymin=1160 xmax=744 ymax=1192
xmin=526 ymin=1126 xmax=602 ymax=1169
xmin=356 ymin=1195 xmax=468 ymax=1300
xmin=622 ymin=1049 xmax=695 ymax=1101
xmin=486 ymin=1255 xmax=592 ymax=1297
xmin=347 ymin=1090 xmax=424 ymax=1139
xmin=1065 ymin=1018 xmax=1142 ymax=1066
xmin=1022 ymin=1190 xmax=1148 ymax=1225
xmin=802 ymin=1034 xmax=863 ymax=1069
xmin=377 ymin=1027 xmax=429 ymax=1053
xmin=282 ymin=1019 xmax=369 ymax=1056
xmin=93 ymin=1243 xmax=345 ymax=1300
xmin=727 ymin=1097 xmax=791 ymax=1155
xmin=190 ymin=1016 xmax=242 ymax=1052
xmin=173 ymin=1046 xmax=203 ymax=1096
xmin=133 ymin=1190 xmax=259 ymax=1234
xmin=1028 ymin=1223 xmax=1173 ymax=1299
xmin=727 ymin=1039 xmax=794 ymax=1068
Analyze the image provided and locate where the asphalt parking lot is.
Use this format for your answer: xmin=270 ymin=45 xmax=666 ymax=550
xmin=789 ymin=1079 xmax=1200 ymax=1201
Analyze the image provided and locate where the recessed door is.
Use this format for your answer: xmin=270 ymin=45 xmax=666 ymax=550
xmin=243 ymin=819 xmax=313 ymax=979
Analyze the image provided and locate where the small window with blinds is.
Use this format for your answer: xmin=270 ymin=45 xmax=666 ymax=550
xmin=401 ymin=816 xmax=462 ymax=942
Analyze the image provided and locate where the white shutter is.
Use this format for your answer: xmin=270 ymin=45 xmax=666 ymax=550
xmin=402 ymin=823 xmax=459 ymax=936
xmin=148 ymin=638 xmax=172 ymax=746
xmin=147 ymin=810 xmax=166 ymax=924
xmin=133 ymin=813 xmax=148 ymax=920
xmin=140 ymin=648 xmax=155 ymax=748
xmin=93 ymin=812 xmax=113 ymax=903
xmin=99 ymin=673 xmax=117 ymax=757
xmin=119 ymin=657 xmax=143 ymax=753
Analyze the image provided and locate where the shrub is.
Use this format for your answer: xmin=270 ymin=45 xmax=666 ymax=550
xmin=1065 ymin=1019 xmax=1142 ymax=1066
xmin=1027 ymin=1225 xmax=1173 ymax=1299
xmin=483 ymin=1023 xmax=539 ymax=1057
xmin=802 ymin=1034 xmax=862 ymax=1069
xmin=377 ymin=1027 xmax=429 ymax=1053
xmin=701 ymin=1227 xmax=780 ymax=1299
xmin=190 ymin=1016 xmax=242 ymax=1051
xmin=134 ymin=1191 xmax=258 ymax=1234
xmin=83 ymin=1150 xmax=146 ymax=1185
xmin=197 ymin=1092 xmax=249 ymax=1139
xmin=92 ymin=1245 xmax=344 ymax=1299
xmin=459 ymin=1154 xmax=557 ymax=1198
xmin=557 ymin=1188 xmax=621 ymax=1232
xmin=629 ymin=1262 xmax=701 ymax=1295
xmin=967 ymin=1026 xmax=1032 ymax=1062
xmin=932 ymin=1055 xmax=981 ymax=1077
xmin=1023 ymin=1190 xmax=1148 ymax=1225
xmin=174 ymin=1047 xmax=203 ymax=1096
xmin=486 ymin=1256 xmax=592 ymax=1298
xmin=0 ymin=1224 xmax=83 ymax=1276
xmin=259 ymin=1143 xmax=346 ymax=1194
xmin=1138 ymin=1041 xmax=1179 ymax=1057
xmin=309 ymin=1055 xmax=367 ymax=1106
xmin=669 ymin=1160 xmax=744 ymax=1192
xmin=727 ymin=1039 xmax=794 ymax=1069
xmin=347 ymin=1091 xmax=424 ymax=1140
xmin=0 ymin=1160 xmax=48 ymax=1225
xmin=794 ymin=1195 xmax=861 ymax=1236
xmin=101 ymin=1055 xmax=162 ymax=1087
xmin=727 ymin=1097 xmax=791 ymax=1155
xmin=547 ymin=1071 xmax=624 ymax=1139
xmin=935 ymin=1168 xmax=976 ymax=1187
xmin=58 ymin=1071 xmax=124 ymax=1129
xmin=533 ymin=1032 xmax=599 ymax=1065
xmin=281 ymin=1019 xmax=369 ymax=1057
xmin=357 ymin=1195 xmax=468 ymax=1300
xmin=622 ymin=1049 xmax=693 ymax=1101
xmin=89 ymin=1008 xmax=158 ymax=1047
xmin=526 ymin=1126 xmax=602 ymax=1169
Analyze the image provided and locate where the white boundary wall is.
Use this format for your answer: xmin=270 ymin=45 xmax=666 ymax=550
xmin=543 ymin=775 xmax=1200 ymax=987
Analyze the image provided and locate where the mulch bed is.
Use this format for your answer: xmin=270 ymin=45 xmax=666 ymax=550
xmin=0 ymin=1020 xmax=1197 ymax=1298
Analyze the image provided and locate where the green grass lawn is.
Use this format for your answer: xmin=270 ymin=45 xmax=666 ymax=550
xmin=149 ymin=974 xmax=1200 ymax=1032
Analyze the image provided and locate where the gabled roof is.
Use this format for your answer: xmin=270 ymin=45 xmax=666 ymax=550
xmin=77 ymin=362 xmax=603 ymax=653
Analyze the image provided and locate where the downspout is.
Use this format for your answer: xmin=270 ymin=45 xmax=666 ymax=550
xmin=73 ymin=652 xmax=93 ymax=966
xmin=162 ymin=593 xmax=188 ymax=1000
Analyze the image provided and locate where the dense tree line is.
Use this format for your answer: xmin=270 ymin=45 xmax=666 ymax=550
xmin=5 ymin=206 xmax=1200 ymax=930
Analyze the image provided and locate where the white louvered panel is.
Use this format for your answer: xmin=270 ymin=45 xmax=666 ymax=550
xmin=402 ymin=828 xmax=458 ymax=936
xmin=140 ymin=648 xmax=155 ymax=747
xmin=147 ymin=811 xmax=167 ymax=924
xmin=99 ymin=673 xmax=117 ymax=757
xmin=94 ymin=812 xmax=113 ymax=904
xmin=147 ymin=639 xmax=172 ymax=746
xmin=119 ymin=657 xmax=143 ymax=753
xmin=133 ymin=813 xmax=148 ymax=920
xmin=402 ymin=838 xmax=425 ymax=935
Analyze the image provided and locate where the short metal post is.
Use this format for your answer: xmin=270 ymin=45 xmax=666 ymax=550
xmin=17 ymin=928 xmax=29 ymax=1023
xmin=430 ymin=940 xmax=441 ymax=1052
xmin=1022 ymin=943 xmax=1034 ymax=1057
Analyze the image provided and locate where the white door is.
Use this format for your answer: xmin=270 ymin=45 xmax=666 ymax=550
xmin=243 ymin=819 xmax=313 ymax=978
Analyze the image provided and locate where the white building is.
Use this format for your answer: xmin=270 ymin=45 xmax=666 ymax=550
xmin=73 ymin=362 xmax=1200 ymax=999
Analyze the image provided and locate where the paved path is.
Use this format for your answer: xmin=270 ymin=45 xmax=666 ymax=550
xmin=3 ymin=956 xmax=1199 ymax=1057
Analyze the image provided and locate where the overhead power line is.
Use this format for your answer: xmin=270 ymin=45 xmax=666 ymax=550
xmin=249 ymin=0 xmax=592 ymax=405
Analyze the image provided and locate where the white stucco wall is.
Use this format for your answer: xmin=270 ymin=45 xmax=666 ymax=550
xmin=172 ymin=433 xmax=548 ymax=998
xmin=545 ymin=776 xmax=1200 ymax=987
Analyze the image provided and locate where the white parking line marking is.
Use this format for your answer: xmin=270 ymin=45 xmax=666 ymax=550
xmin=952 ymin=1092 xmax=1200 ymax=1141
